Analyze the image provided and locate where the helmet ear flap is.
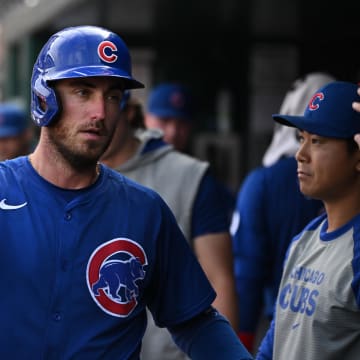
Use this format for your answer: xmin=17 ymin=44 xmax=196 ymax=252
xmin=31 ymin=70 xmax=59 ymax=127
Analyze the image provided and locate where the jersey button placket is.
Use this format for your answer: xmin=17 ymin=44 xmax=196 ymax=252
xmin=53 ymin=312 xmax=62 ymax=322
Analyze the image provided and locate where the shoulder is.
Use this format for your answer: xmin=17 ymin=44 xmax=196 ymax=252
xmin=236 ymin=166 xmax=267 ymax=200
xmin=262 ymin=156 xmax=297 ymax=180
xmin=151 ymin=150 xmax=209 ymax=186
xmin=0 ymin=156 xmax=28 ymax=181
xmin=0 ymin=156 xmax=27 ymax=170
xmin=240 ymin=160 xmax=290 ymax=188
xmin=238 ymin=157 xmax=298 ymax=198
xmin=103 ymin=164 xmax=161 ymax=200
xmin=103 ymin=165 xmax=182 ymax=222
xmin=102 ymin=165 xmax=182 ymax=229
xmin=164 ymin=150 xmax=209 ymax=171
xmin=243 ymin=166 xmax=267 ymax=183
xmin=0 ymin=157 xmax=31 ymax=203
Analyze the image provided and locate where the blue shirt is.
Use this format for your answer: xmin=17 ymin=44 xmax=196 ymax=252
xmin=0 ymin=156 xmax=215 ymax=358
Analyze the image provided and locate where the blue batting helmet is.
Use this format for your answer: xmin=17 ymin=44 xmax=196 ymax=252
xmin=31 ymin=25 xmax=144 ymax=126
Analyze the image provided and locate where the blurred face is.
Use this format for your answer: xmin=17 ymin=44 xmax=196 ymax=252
xmin=48 ymin=76 xmax=124 ymax=167
xmin=100 ymin=109 xmax=133 ymax=162
xmin=296 ymin=130 xmax=360 ymax=202
xmin=0 ymin=131 xmax=31 ymax=161
xmin=144 ymin=113 xmax=192 ymax=152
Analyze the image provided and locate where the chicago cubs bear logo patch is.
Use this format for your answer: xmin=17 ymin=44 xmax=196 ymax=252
xmin=87 ymin=238 xmax=147 ymax=317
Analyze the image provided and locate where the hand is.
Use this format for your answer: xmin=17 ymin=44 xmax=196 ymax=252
xmin=352 ymin=88 xmax=360 ymax=149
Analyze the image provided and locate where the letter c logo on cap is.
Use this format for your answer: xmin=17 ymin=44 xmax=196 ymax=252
xmin=308 ymin=92 xmax=324 ymax=111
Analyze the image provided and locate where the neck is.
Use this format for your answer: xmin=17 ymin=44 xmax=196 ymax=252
xmin=29 ymin=146 xmax=100 ymax=190
xmin=101 ymin=134 xmax=140 ymax=168
xmin=324 ymin=188 xmax=360 ymax=232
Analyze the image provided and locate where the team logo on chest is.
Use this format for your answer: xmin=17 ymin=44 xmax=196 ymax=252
xmin=87 ymin=238 xmax=147 ymax=317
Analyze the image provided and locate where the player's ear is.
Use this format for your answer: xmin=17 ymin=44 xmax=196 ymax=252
xmin=347 ymin=138 xmax=360 ymax=172
xmin=355 ymin=150 xmax=360 ymax=172
xmin=356 ymin=158 xmax=360 ymax=172
xmin=39 ymin=98 xmax=47 ymax=112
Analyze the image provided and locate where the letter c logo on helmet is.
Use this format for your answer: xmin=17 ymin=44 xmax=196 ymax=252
xmin=97 ymin=41 xmax=118 ymax=63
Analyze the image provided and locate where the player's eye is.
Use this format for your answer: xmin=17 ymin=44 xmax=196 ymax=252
xmin=106 ymin=91 xmax=123 ymax=103
xmin=311 ymin=136 xmax=321 ymax=144
xmin=75 ymin=88 xmax=90 ymax=97
xmin=296 ymin=131 xmax=304 ymax=143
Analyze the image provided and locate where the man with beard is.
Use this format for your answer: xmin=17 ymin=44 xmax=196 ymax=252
xmin=0 ymin=25 xmax=251 ymax=359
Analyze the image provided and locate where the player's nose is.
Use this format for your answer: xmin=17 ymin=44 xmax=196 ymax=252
xmin=90 ymin=94 xmax=106 ymax=121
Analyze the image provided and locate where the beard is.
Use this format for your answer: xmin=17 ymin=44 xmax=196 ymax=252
xmin=46 ymin=120 xmax=113 ymax=171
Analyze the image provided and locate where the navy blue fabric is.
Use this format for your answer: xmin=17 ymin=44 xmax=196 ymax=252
xmin=171 ymin=308 xmax=253 ymax=359
xmin=0 ymin=156 xmax=215 ymax=358
xmin=191 ymin=171 xmax=235 ymax=237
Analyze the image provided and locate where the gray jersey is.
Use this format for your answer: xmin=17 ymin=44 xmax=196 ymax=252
xmin=257 ymin=212 xmax=360 ymax=360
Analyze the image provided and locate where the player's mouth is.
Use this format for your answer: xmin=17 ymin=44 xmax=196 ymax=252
xmin=80 ymin=128 xmax=106 ymax=140
xmin=297 ymin=169 xmax=311 ymax=180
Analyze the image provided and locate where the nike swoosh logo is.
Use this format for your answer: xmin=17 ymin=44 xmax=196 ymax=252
xmin=0 ymin=198 xmax=27 ymax=210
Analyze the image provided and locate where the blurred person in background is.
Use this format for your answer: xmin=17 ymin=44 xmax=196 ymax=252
xmin=230 ymin=72 xmax=334 ymax=354
xmin=144 ymin=83 xmax=194 ymax=154
xmin=0 ymin=103 xmax=33 ymax=161
xmin=144 ymin=82 xmax=236 ymax=220
xmin=101 ymin=91 xmax=239 ymax=360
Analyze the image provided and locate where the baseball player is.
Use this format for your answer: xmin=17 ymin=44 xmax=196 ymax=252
xmin=0 ymin=25 xmax=251 ymax=359
xmin=231 ymin=73 xmax=333 ymax=353
xmin=0 ymin=103 xmax=33 ymax=161
xmin=256 ymin=81 xmax=360 ymax=360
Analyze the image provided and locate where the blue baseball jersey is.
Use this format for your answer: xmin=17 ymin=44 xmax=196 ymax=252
xmin=256 ymin=212 xmax=360 ymax=360
xmin=0 ymin=156 xmax=215 ymax=358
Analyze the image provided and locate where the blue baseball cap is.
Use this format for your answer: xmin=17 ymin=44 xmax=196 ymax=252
xmin=147 ymin=83 xmax=193 ymax=121
xmin=0 ymin=103 xmax=28 ymax=138
xmin=272 ymin=81 xmax=360 ymax=138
